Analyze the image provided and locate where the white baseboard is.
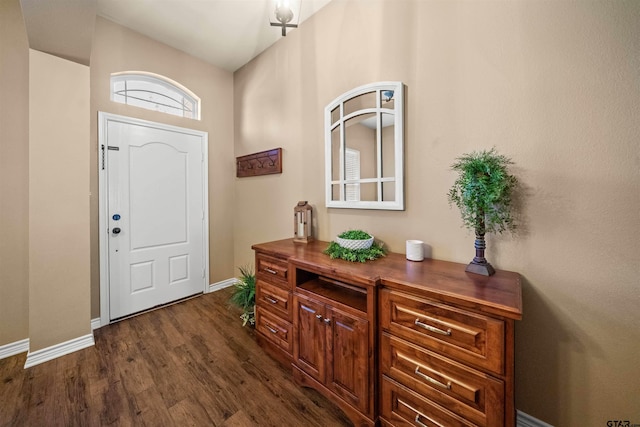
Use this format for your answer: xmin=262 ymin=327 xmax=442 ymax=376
xmin=517 ymin=410 xmax=554 ymax=427
xmin=0 ymin=338 xmax=30 ymax=360
xmin=91 ymin=318 xmax=101 ymax=330
xmin=209 ymin=277 xmax=238 ymax=293
xmin=24 ymin=333 xmax=95 ymax=369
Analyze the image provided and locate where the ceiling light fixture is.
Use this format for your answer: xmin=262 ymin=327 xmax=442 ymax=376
xmin=270 ymin=0 xmax=299 ymax=36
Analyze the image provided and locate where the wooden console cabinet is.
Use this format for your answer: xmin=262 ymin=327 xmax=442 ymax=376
xmin=252 ymin=239 xmax=522 ymax=427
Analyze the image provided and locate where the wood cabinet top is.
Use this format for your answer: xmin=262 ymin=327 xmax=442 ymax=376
xmin=252 ymin=238 xmax=522 ymax=320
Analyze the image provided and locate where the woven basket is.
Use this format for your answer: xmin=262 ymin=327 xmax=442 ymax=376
xmin=335 ymin=236 xmax=374 ymax=250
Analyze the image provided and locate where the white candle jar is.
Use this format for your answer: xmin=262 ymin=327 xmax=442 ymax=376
xmin=406 ymin=240 xmax=424 ymax=262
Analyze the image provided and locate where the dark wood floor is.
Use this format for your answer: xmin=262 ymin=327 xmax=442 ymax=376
xmin=0 ymin=288 xmax=352 ymax=426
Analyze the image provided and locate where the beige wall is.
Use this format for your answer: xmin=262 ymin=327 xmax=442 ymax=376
xmin=0 ymin=0 xmax=30 ymax=347
xmin=28 ymin=49 xmax=91 ymax=351
xmin=234 ymin=1 xmax=640 ymax=425
xmin=90 ymin=17 xmax=235 ymax=318
xmin=2 ymin=0 xmax=637 ymax=423
xmin=1 ymin=9 xmax=236 ymax=346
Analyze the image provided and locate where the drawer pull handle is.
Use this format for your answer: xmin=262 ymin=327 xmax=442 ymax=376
xmin=264 ymin=267 xmax=278 ymax=275
xmin=414 ymin=319 xmax=451 ymax=336
xmin=397 ymin=399 xmax=444 ymax=427
xmin=266 ymin=325 xmax=278 ymax=334
xmin=414 ymin=366 xmax=452 ymax=390
xmin=264 ymin=296 xmax=278 ymax=304
xmin=415 ymin=413 xmax=444 ymax=427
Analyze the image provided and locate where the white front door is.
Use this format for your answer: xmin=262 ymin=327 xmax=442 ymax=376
xmin=99 ymin=113 xmax=208 ymax=321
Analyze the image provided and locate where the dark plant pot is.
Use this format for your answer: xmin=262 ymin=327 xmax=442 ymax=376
xmin=466 ymin=231 xmax=495 ymax=276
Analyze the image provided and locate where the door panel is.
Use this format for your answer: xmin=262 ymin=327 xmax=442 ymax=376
xmin=326 ymin=306 xmax=369 ymax=413
xmin=107 ymin=119 xmax=206 ymax=320
xmin=293 ymin=294 xmax=326 ymax=383
xmin=129 ymin=142 xmax=188 ymax=249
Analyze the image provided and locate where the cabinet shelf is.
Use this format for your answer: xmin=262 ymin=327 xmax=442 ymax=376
xmin=297 ymin=276 xmax=367 ymax=314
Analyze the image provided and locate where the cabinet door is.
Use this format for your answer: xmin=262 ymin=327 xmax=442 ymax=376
xmin=293 ymin=294 xmax=326 ymax=383
xmin=326 ymin=306 xmax=370 ymax=414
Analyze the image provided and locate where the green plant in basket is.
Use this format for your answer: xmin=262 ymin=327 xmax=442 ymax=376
xmin=229 ymin=264 xmax=256 ymax=326
xmin=324 ymin=229 xmax=386 ymax=262
xmin=338 ymin=230 xmax=372 ymax=240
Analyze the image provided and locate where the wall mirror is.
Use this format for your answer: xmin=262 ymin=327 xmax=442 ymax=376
xmin=325 ymin=81 xmax=404 ymax=210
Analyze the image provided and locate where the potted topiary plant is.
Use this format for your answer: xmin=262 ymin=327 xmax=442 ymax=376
xmin=448 ymin=148 xmax=518 ymax=276
xmin=230 ymin=265 xmax=256 ymax=326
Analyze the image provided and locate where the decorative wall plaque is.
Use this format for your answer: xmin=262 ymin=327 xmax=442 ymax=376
xmin=236 ymin=148 xmax=282 ymax=178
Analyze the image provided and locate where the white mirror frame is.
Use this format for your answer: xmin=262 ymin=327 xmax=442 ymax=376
xmin=325 ymin=81 xmax=404 ymax=210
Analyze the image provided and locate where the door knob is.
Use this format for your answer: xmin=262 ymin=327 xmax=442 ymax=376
xmin=112 ymin=227 xmax=121 ymax=235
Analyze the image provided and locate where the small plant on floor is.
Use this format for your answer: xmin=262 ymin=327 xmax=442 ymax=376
xmin=230 ymin=264 xmax=256 ymax=327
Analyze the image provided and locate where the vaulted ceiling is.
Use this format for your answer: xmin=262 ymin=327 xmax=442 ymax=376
xmin=19 ymin=0 xmax=332 ymax=71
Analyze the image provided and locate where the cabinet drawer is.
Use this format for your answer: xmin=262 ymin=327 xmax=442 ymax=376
xmin=256 ymin=253 xmax=289 ymax=288
xmin=381 ymin=377 xmax=476 ymax=427
xmin=381 ymin=333 xmax=504 ymax=426
xmin=380 ymin=289 xmax=505 ymax=375
xmin=256 ymin=279 xmax=292 ymax=321
xmin=256 ymin=306 xmax=293 ymax=355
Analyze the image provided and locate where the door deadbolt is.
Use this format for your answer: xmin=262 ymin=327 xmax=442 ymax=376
xmin=112 ymin=227 xmax=121 ymax=235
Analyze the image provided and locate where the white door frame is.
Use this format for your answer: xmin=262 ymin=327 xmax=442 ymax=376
xmin=98 ymin=112 xmax=209 ymax=327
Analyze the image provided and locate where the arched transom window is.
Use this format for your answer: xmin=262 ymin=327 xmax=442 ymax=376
xmin=110 ymin=72 xmax=200 ymax=120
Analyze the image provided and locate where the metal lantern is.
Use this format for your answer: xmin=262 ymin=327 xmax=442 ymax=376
xmin=293 ymin=201 xmax=313 ymax=243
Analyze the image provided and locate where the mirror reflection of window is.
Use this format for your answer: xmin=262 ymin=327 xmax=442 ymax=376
xmin=325 ymin=82 xmax=404 ymax=210
xmin=345 ymin=149 xmax=360 ymax=201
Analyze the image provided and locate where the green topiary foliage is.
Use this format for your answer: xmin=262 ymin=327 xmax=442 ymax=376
xmin=448 ymin=147 xmax=518 ymax=235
